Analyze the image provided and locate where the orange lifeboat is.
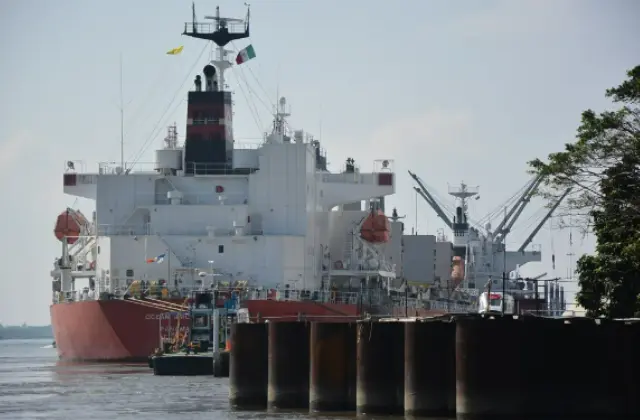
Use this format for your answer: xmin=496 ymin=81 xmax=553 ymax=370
xmin=54 ymin=208 xmax=89 ymax=245
xmin=450 ymin=256 xmax=465 ymax=289
xmin=359 ymin=209 xmax=390 ymax=243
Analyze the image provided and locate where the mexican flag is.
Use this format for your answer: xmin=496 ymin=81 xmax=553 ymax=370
xmin=235 ymin=44 xmax=256 ymax=65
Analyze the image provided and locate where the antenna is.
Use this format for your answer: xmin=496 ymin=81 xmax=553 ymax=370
xmin=318 ymin=103 xmax=323 ymax=141
xmin=119 ymin=52 xmax=124 ymax=171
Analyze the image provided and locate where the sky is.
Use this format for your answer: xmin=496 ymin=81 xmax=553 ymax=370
xmin=0 ymin=0 xmax=638 ymax=325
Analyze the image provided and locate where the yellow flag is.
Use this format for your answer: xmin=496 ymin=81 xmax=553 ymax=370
xmin=166 ymin=46 xmax=184 ymax=55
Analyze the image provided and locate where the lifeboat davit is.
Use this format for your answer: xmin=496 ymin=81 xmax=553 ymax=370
xmin=54 ymin=208 xmax=89 ymax=245
xmin=360 ymin=209 xmax=390 ymax=243
xmin=450 ymin=256 xmax=465 ymax=289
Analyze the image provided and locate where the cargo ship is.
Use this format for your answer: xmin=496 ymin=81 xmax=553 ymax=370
xmin=50 ymin=3 xmax=564 ymax=362
xmin=50 ymin=4 xmax=402 ymax=362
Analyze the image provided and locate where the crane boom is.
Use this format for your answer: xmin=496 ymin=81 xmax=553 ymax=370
xmin=409 ymin=170 xmax=453 ymax=228
xmin=518 ymin=188 xmax=572 ymax=252
xmin=493 ymin=175 xmax=543 ymax=242
xmin=495 ymin=176 xmax=544 ymax=245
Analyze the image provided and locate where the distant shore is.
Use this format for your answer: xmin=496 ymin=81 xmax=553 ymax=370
xmin=0 ymin=325 xmax=53 ymax=340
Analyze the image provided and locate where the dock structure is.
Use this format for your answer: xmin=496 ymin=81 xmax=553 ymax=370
xmin=227 ymin=314 xmax=640 ymax=418
xmin=404 ymin=318 xmax=456 ymax=417
xmin=229 ymin=323 xmax=268 ymax=409
xmin=309 ymin=322 xmax=357 ymax=412
xmin=267 ymin=322 xmax=310 ymax=410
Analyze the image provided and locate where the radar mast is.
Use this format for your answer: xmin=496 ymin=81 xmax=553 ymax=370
xmin=183 ymin=3 xmax=250 ymax=90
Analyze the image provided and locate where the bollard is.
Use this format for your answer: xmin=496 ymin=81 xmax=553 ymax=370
xmin=309 ymin=322 xmax=356 ymax=412
xmin=229 ymin=323 xmax=268 ymax=409
xmin=356 ymin=321 xmax=404 ymax=415
xmin=404 ymin=319 xmax=455 ymax=417
xmin=267 ymin=321 xmax=310 ymax=410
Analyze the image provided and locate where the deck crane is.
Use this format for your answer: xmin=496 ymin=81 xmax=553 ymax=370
xmin=492 ymin=175 xmax=544 ymax=245
xmin=408 ymin=170 xmax=453 ymax=229
xmin=518 ymin=187 xmax=572 ymax=253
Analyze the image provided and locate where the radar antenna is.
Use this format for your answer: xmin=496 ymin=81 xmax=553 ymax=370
xmin=183 ymin=4 xmax=251 ymax=92
xmin=183 ymin=4 xmax=250 ymax=47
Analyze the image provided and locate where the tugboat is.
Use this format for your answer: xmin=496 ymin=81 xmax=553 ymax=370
xmin=150 ymin=290 xmax=216 ymax=375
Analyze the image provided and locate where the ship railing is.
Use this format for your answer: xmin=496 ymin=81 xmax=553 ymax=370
xmin=241 ymin=288 xmax=368 ymax=305
xmin=97 ymin=224 xmax=150 ymax=236
xmin=252 ymin=314 xmax=362 ymax=322
xmin=373 ymin=159 xmax=395 ymax=173
xmin=184 ymin=21 xmax=246 ymax=36
xmin=322 ymin=172 xmax=371 ymax=184
xmin=392 ymin=297 xmax=477 ymax=313
xmin=96 ymin=223 xmax=263 ymax=237
xmin=522 ymin=309 xmax=586 ymax=318
xmin=56 ymin=290 xmax=93 ymax=303
xmin=234 ymin=141 xmax=263 ymax=150
xmin=98 ymin=161 xmax=156 ymax=174
xmin=456 ymin=288 xmax=480 ymax=297
xmin=134 ymin=191 xmax=248 ymax=206
xmin=105 ymin=284 xmax=387 ymax=307
xmin=155 ymin=224 xmax=259 ymax=236
xmin=185 ymin=162 xmax=259 ymax=176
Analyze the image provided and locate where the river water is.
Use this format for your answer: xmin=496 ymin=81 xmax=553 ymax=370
xmin=0 ymin=339 xmax=420 ymax=420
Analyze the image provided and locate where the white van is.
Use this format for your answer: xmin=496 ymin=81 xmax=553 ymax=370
xmin=478 ymin=291 xmax=515 ymax=314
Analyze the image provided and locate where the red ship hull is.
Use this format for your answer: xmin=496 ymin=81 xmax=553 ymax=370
xmin=50 ymin=298 xmax=360 ymax=362
xmin=50 ymin=299 xmax=189 ymax=362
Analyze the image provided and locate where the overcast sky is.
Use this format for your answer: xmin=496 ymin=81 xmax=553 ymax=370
xmin=1 ymin=0 xmax=638 ymax=324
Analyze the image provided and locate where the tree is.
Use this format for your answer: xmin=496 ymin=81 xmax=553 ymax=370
xmin=529 ymin=66 xmax=640 ymax=318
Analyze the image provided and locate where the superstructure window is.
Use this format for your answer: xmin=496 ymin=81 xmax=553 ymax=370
xmin=218 ymin=245 xmax=224 ymax=254
xmin=126 ymin=269 xmax=134 ymax=277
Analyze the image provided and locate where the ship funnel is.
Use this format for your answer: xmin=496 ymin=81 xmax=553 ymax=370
xmin=456 ymin=206 xmax=463 ymax=221
xmin=203 ymin=65 xmax=217 ymax=91
xmin=194 ymin=75 xmax=202 ymax=92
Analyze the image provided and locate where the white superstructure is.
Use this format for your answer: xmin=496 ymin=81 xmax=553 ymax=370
xmin=54 ymin=114 xmax=398 ymax=302
xmin=50 ymin=5 xmax=400 ymax=304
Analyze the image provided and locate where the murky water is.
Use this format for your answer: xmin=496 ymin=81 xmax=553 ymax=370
xmin=0 ymin=339 xmax=411 ymax=419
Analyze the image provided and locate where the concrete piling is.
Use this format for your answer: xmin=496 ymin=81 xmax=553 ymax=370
xmin=309 ymin=322 xmax=357 ymax=412
xmin=229 ymin=323 xmax=268 ymax=409
xmin=267 ymin=321 xmax=310 ymax=410
xmin=404 ymin=319 xmax=455 ymax=417
xmin=455 ymin=315 xmax=525 ymax=419
xmin=356 ymin=320 xmax=404 ymax=416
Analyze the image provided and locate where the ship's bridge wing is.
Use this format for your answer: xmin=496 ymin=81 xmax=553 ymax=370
xmin=62 ymin=161 xmax=98 ymax=200
xmin=320 ymin=159 xmax=394 ymax=209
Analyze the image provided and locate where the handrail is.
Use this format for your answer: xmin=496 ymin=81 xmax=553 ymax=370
xmin=57 ymin=283 xmax=480 ymax=312
xmin=135 ymin=191 xmax=249 ymax=206
xmin=96 ymin=223 xmax=259 ymax=237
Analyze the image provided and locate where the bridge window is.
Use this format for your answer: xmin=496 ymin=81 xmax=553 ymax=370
xmin=126 ymin=269 xmax=134 ymax=277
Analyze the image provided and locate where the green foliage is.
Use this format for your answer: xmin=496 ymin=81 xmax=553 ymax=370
xmin=529 ymin=66 xmax=640 ymax=318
